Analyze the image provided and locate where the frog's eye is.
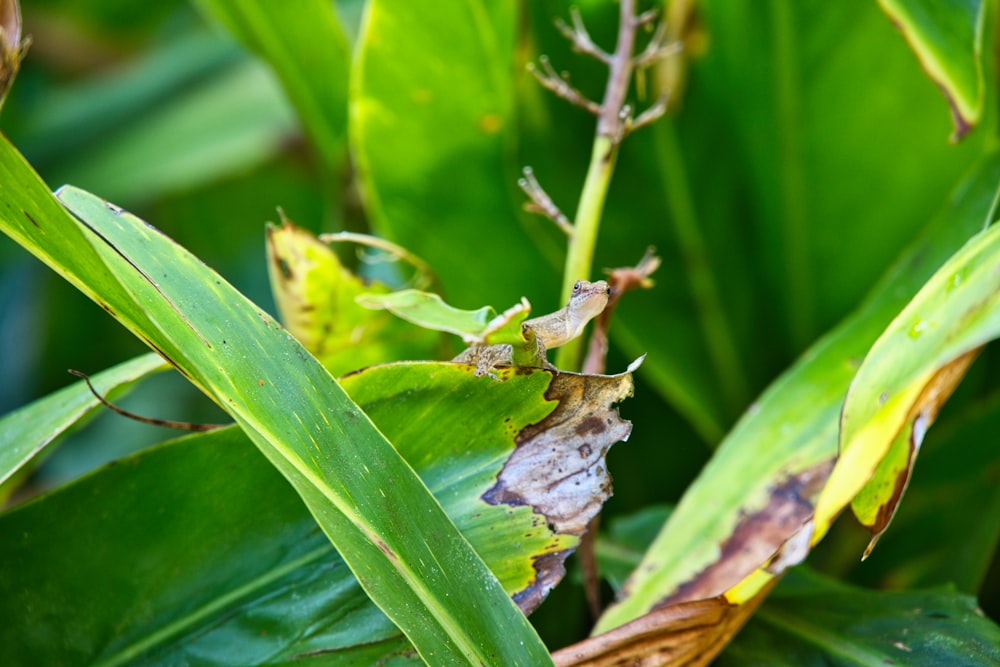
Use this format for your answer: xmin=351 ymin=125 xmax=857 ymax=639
xmin=573 ymin=280 xmax=582 ymax=292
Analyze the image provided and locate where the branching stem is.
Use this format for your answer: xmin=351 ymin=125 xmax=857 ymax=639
xmin=556 ymin=0 xmax=646 ymax=369
xmin=525 ymin=1 xmax=678 ymax=369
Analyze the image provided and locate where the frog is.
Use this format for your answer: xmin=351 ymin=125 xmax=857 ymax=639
xmin=454 ymin=279 xmax=611 ymax=379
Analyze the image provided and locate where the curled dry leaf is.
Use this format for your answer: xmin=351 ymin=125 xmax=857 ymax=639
xmin=853 ymin=347 xmax=980 ymax=558
xmin=482 ymin=358 xmax=640 ymax=612
xmin=815 ymin=220 xmax=1000 ymax=550
xmin=552 ymin=579 xmax=776 ymax=667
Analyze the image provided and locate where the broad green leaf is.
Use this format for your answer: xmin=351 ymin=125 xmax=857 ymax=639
xmin=719 ymin=568 xmax=1000 ymax=666
xmin=0 ymin=359 xmax=636 ymax=664
xmin=356 ymin=290 xmax=499 ymax=341
xmin=14 ymin=30 xmax=296 ymax=205
xmin=266 ymin=220 xmax=441 ymax=375
xmin=357 ymin=289 xmax=531 ymax=346
xmin=816 ymin=219 xmax=1000 ymax=551
xmin=192 ymin=0 xmax=349 ymax=183
xmin=878 ymin=0 xmax=985 ymax=140
xmin=50 ymin=59 xmax=296 ymax=204
xmin=521 ymin=0 xmax=988 ymax=442
xmin=351 ymin=0 xmax=552 ymax=308
xmin=59 ymin=189 xmax=552 ymax=666
xmin=592 ymin=153 xmax=1000 ymax=635
xmin=0 ymin=136 xmax=551 ymax=664
xmin=0 ymin=352 xmax=166 ymax=492
xmin=839 ymin=393 xmax=1000 ymax=593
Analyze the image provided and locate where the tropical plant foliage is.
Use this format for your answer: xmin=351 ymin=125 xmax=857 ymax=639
xmin=2 ymin=0 xmax=1000 ymax=665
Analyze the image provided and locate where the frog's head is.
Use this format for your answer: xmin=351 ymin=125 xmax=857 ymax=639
xmin=567 ymin=279 xmax=611 ymax=325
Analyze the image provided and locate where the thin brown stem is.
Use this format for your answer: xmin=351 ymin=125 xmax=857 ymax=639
xmin=581 ymin=247 xmax=661 ymax=375
xmin=596 ymin=0 xmax=640 ymax=141
xmin=527 ymin=55 xmax=602 ymax=115
xmin=555 ymin=7 xmax=611 ymax=64
xmin=518 ymin=166 xmax=573 ymax=235
xmin=580 ymin=516 xmax=603 ymax=619
xmin=69 ymin=369 xmax=228 ymax=431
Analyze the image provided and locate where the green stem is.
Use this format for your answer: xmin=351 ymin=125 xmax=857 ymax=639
xmin=556 ymin=135 xmax=618 ymax=369
xmin=554 ymin=0 xmax=641 ymax=370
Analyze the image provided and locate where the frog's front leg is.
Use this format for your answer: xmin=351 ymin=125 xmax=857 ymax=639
xmin=453 ymin=343 xmax=513 ymax=381
xmin=520 ymin=325 xmax=557 ymax=370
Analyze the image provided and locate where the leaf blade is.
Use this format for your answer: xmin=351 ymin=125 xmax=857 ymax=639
xmin=0 ymin=131 xmax=552 ymax=665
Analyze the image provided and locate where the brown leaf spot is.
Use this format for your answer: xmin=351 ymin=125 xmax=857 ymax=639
xmin=645 ymin=460 xmax=833 ymax=608
xmin=483 ymin=369 xmax=635 ymax=613
xmin=512 ymin=549 xmax=574 ymax=613
xmin=575 ymin=415 xmax=607 ymax=437
xmin=861 ymin=347 xmax=980 ymax=555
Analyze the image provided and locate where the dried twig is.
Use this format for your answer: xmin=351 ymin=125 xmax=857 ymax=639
xmin=625 ymin=93 xmax=669 ymax=135
xmin=69 ymin=369 xmax=228 ymax=431
xmin=536 ymin=1 xmax=683 ymax=144
xmin=582 ymin=246 xmax=661 ymax=380
xmin=633 ymin=19 xmax=683 ymax=69
xmin=527 ymin=55 xmax=602 ymax=116
xmin=576 ymin=247 xmax=660 ymax=616
xmin=555 ymin=7 xmax=611 ymax=64
xmin=520 ymin=2 xmax=682 ymax=243
xmin=518 ymin=166 xmax=573 ymax=235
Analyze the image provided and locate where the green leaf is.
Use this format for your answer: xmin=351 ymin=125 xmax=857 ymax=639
xmin=57 ymin=60 xmax=296 ymax=204
xmin=356 ymin=290 xmax=499 ymax=341
xmin=0 ymin=359 xmax=636 ymax=664
xmin=17 ymin=30 xmax=296 ymax=204
xmin=0 ymin=352 xmax=166 ymax=492
xmin=719 ymin=568 xmax=1000 ymax=666
xmin=192 ymin=0 xmax=350 ymax=183
xmin=878 ymin=0 xmax=985 ymax=140
xmin=266 ymin=220 xmax=441 ymax=375
xmin=592 ymin=152 xmax=1000 ymax=633
xmin=357 ymin=288 xmax=532 ymax=347
xmin=817 ymin=216 xmax=1000 ymax=552
xmin=351 ymin=0 xmax=552 ymax=308
xmin=845 ymin=393 xmax=1000 ymax=592
xmin=0 ymin=134 xmax=551 ymax=664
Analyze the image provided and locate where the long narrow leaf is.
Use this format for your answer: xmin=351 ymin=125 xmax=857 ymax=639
xmin=0 ymin=353 xmax=166 ymax=489
xmin=816 ymin=216 xmax=1000 ymax=546
xmin=0 ymin=135 xmax=551 ymax=665
xmin=594 ymin=153 xmax=1000 ymax=634
xmin=879 ymin=0 xmax=985 ymax=140
xmin=193 ymin=0 xmax=349 ymax=182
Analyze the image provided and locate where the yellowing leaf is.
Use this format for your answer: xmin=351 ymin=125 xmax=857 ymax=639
xmin=815 ymin=221 xmax=1000 ymax=549
xmin=266 ymin=219 xmax=440 ymax=375
xmin=852 ymin=349 xmax=979 ymax=557
xmin=879 ymin=0 xmax=985 ymax=140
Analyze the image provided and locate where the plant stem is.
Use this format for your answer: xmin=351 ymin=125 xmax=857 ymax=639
xmin=557 ymin=136 xmax=618 ymax=370
xmin=555 ymin=0 xmax=641 ymax=370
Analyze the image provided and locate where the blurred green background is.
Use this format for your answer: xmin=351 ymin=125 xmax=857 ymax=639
xmin=2 ymin=0 xmax=999 ymax=651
